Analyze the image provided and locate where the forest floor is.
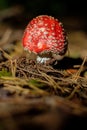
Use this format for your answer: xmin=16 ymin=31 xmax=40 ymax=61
xmin=0 ymin=6 xmax=87 ymax=130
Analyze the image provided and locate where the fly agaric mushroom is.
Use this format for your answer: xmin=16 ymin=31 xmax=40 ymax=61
xmin=22 ymin=15 xmax=68 ymax=64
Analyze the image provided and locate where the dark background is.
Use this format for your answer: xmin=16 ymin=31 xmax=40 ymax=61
xmin=1 ymin=0 xmax=87 ymax=32
xmin=0 ymin=0 xmax=87 ymax=17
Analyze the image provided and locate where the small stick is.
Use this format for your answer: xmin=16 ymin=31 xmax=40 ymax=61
xmin=73 ymin=56 xmax=87 ymax=81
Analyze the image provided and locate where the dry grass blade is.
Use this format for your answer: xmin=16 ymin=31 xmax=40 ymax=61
xmin=73 ymin=56 xmax=87 ymax=81
xmin=37 ymin=69 xmax=63 ymax=92
xmin=0 ymin=76 xmax=49 ymax=95
xmin=17 ymin=66 xmax=43 ymax=77
xmin=10 ymin=59 xmax=17 ymax=77
xmin=0 ymin=47 xmax=12 ymax=60
xmin=66 ymin=84 xmax=80 ymax=99
xmin=65 ymin=56 xmax=87 ymax=99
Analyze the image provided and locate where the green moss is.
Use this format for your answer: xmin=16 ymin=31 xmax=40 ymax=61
xmin=0 ymin=68 xmax=12 ymax=77
xmin=29 ymin=79 xmax=47 ymax=88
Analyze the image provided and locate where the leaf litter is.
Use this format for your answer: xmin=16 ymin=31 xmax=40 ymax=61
xmin=0 ymin=47 xmax=87 ymax=116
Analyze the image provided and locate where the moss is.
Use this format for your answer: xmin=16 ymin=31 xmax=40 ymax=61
xmin=0 ymin=68 xmax=11 ymax=77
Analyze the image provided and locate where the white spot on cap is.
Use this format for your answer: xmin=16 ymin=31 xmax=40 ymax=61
xmin=37 ymin=42 xmax=43 ymax=49
xmin=40 ymin=27 xmax=45 ymax=32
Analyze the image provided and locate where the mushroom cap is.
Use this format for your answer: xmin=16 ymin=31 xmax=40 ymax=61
xmin=22 ymin=15 xmax=68 ymax=56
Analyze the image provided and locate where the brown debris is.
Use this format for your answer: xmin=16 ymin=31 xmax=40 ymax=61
xmin=0 ymin=50 xmax=87 ymax=115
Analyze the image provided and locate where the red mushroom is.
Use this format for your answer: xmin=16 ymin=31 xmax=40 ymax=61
xmin=22 ymin=15 xmax=68 ymax=64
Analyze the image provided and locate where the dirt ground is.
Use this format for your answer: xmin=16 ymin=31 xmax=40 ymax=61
xmin=0 ymin=7 xmax=87 ymax=130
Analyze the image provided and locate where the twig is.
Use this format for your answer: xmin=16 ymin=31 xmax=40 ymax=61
xmin=37 ymin=68 xmax=63 ymax=92
xmin=10 ymin=59 xmax=17 ymax=77
xmin=0 ymin=47 xmax=12 ymax=60
xmin=73 ymin=56 xmax=87 ymax=81
xmin=66 ymin=84 xmax=80 ymax=99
